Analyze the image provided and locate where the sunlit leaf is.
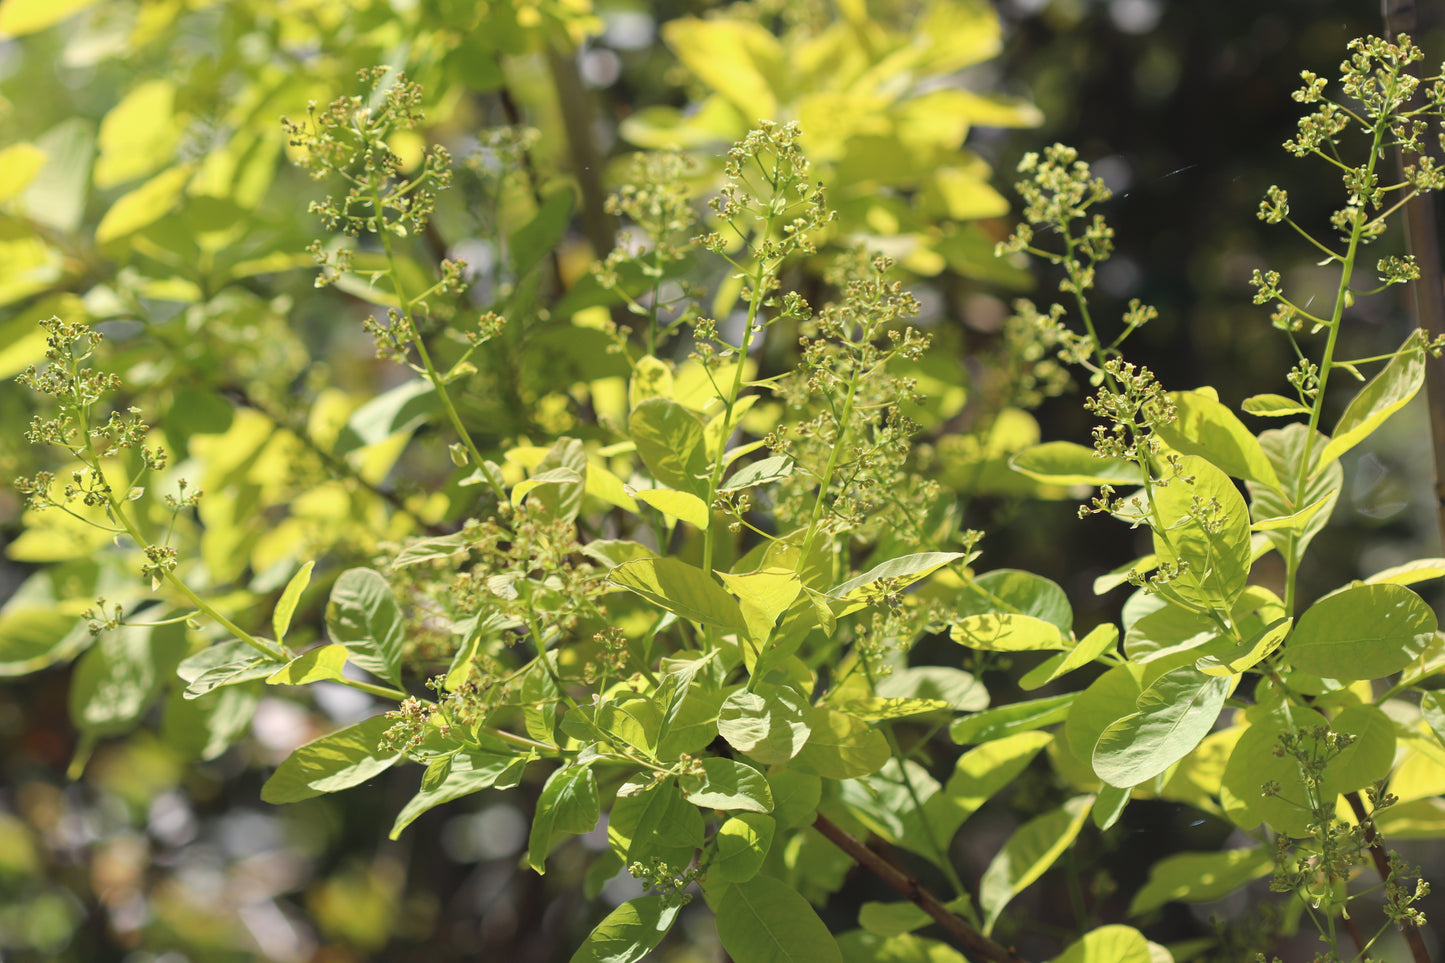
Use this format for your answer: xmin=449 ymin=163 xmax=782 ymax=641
xmin=260 ymin=714 xmax=401 ymax=804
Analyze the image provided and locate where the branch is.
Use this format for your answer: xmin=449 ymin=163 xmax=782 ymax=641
xmin=811 ymin=813 xmax=1031 ymax=963
xmin=1345 ymin=791 xmax=1433 ymax=963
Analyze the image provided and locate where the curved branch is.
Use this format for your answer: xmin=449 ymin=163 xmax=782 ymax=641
xmin=811 ymin=813 xmax=1031 ymax=963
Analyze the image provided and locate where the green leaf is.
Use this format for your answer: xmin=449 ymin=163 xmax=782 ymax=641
xmin=569 ymin=895 xmax=681 ymax=963
xmin=389 ymin=751 xmax=522 ymax=838
xmin=1315 ymin=328 xmax=1427 ymax=473
xmin=719 ymin=568 xmax=803 ymax=646
xmin=0 ymin=607 xmax=90 ymax=677
xmin=1020 ymin=624 xmax=1118 ymax=690
xmin=609 ymin=557 xmax=748 ymax=634
xmin=1064 ymin=664 xmax=1144 ymax=763
xmin=857 ymin=902 xmax=932 ymax=938
xmin=1365 ymin=557 xmax=1445 ymax=586
xmin=266 ymin=644 xmax=350 ymax=686
xmin=1250 ymin=424 xmax=1340 ymax=561
xmin=1051 ymin=924 xmax=1153 ymax=963
xmin=1092 ymin=667 xmax=1231 ymax=787
xmin=529 ymin=436 xmax=587 ymax=524
xmin=930 ymin=731 xmax=1053 ymax=839
xmin=1150 ymin=455 xmax=1251 ymax=610
xmin=1242 ymin=393 xmax=1311 ymax=417
xmin=260 ymin=714 xmax=401 ymax=804
xmin=952 ymin=613 xmax=1066 ymax=652
xmin=161 ymin=681 xmax=259 ymax=762
xmin=0 ymin=143 xmax=46 ymax=201
xmin=393 ymin=533 xmax=472 ymax=568
xmin=766 ymin=770 xmax=822 ymax=829
xmin=609 ymin=777 xmax=705 ymax=867
xmin=711 ymin=875 xmax=843 ymax=963
xmin=95 ymin=79 xmax=182 ymax=188
xmin=1286 ymin=584 xmax=1437 ymax=680
xmin=721 ymin=456 xmax=795 ymax=492
xmin=527 ymin=763 xmax=600 ymax=874
xmin=326 ymin=568 xmax=406 ymax=687
xmin=657 ymin=676 xmax=724 ymax=760
xmin=951 ymin=693 xmax=1074 ymax=744
xmin=1195 ymin=617 xmax=1292 ymax=677
xmin=629 ymin=397 xmax=709 ymax=496
xmin=513 ymin=467 xmax=584 ymax=512
xmin=875 ymin=666 xmax=989 ymax=711
xmin=1092 ymin=783 xmax=1130 ymax=831
xmin=178 ymin=640 xmax=278 ymax=699
xmin=718 ymin=684 xmax=812 ymax=765
xmin=17 ymin=118 xmax=94 ymax=233
xmin=1420 ymin=691 xmax=1445 ymax=748
xmin=629 ymin=355 xmax=674 ymax=408
xmin=635 ymin=488 xmax=710 ymax=528
xmin=830 ymin=552 xmax=966 ymax=616
xmin=1128 ymin=847 xmax=1274 ymax=915
xmin=95 ymin=164 xmax=192 ymax=243
xmin=511 ymin=189 xmax=572 ymax=279
xmin=0 ymin=0 xmax=100 ymax=35
xmin=272 ymin=560 xmax=315 ymax=644
xmin=956 ymin=569 xmax=1073 ymax=634
xmin=70 ymin=621 xmax=188 ymax=736
xmin=662 ymin=19 xmax=785 ymax=119
xmin=333 ymin=379 xmax=438 ymax=455
xmin=1324 ymin=703 xmax=1396 ymax=792
xmin=1123 ymin=602 xmax=1223 ymax=664
xmin=1009 ymin=441 xmax=1143 ymax=486
xmin=681 ymin=758 xmax=773 ymax=813
xmin=978 ymin=795 xmax=1093 ymax=934
xmin=837 ymin=931 xmax=970 ymax=963
xmin=1157 ymin=390 xmax=1281 ymax=489
xmin=712 ymin=812 xmax=775 ymax=883
xmin=793 ymin=706 xmax=890 ymax=779
xmin=1220 ymin=702 xmax=1390 ymax=837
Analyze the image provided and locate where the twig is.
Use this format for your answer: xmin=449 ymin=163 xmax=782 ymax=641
xmin=1345 ymin=790 xmax=1433 ymax=963
xmin=811 ymin=813 xmax=1030 ymax=963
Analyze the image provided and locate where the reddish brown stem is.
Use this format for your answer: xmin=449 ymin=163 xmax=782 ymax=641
xmin=812 ymin=813 xmax=1031 ymax=963
xmin=1346 ymin=791 xmax=1432 ymax=963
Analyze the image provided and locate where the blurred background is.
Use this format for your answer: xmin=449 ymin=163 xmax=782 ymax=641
xmin=1 ymin=1 xmax=1442 ymax=961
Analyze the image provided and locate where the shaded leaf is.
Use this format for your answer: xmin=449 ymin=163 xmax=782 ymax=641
xmin=326 ymin=568 xmax=405 ymax=687
xmin=711 ymin=875 xmax=843 ymax=963
xmin=527 ymin=764 xmax=600 ymax=874
xmin=978 ymin=795 xmax=1093 ymax=934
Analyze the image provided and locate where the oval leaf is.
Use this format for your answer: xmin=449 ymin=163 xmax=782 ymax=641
xmin=1286 ymin=583 xmax=1437 ymax=680
xmin=260 ymin=714 xmax=401 ymax=804
xmin=326 ymin=568 xmax=405 ymax=686
xmin=978 ymin=795 xmax=1093 ymax=934
xmin=610 ymin=557 xmax=748 ymax=634
xmin=569 ymin=895 xmax=681 ymax=963
xmin=1092 ymin=667 xmax=1231 ymax=787
xmin=712 ymin=813 xmax=775 ymax=883
xmin=680 ymin=758 xmax=773 ymax=813
xmin=1315 ymin=328 xmax=1426 ymax=473
xmin=712 ymin=875 xmax=843 ymax=963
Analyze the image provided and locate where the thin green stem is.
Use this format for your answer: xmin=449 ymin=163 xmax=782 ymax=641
xmin=701 ymin=251 xmax=777 ymax=578
xmin=798 ymin=375 xmax=860 ymax=568
xmin=368 ymin=182 xmax=504 ymax=501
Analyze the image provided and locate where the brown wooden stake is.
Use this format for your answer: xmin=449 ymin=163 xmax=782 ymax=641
xmin=1383 ymin=0 xmax=1445 ymax=552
